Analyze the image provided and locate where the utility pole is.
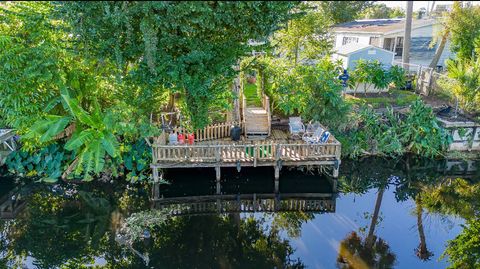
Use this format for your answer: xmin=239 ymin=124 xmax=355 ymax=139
xmin=403 ymin=1 xmax=413 ymax=69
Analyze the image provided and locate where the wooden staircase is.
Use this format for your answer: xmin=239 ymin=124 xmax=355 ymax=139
xmin=245 ymin=107 xmax=269 ymax=138
xmin=243 ymin=94 xmax=271 ymax=139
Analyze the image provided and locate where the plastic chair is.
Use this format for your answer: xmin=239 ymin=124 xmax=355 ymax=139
xmin=302 ymin=126 xmax=324 ymax=144
xmin=289 ymin=117 xmax=305 ymax=139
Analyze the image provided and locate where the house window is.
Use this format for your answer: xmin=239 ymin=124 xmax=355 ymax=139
xmin=369 ymin=37 xmax=380 ymax=46
xmin=342 ymin=36 xmax=359 ymax=46
xmin=396 ymin=37 xmax=404 ymax=47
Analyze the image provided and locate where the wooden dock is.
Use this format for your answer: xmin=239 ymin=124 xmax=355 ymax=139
xmin=149 ymin=127 xmax=341 ymax=194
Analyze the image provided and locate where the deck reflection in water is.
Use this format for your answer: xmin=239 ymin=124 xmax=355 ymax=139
xmin=153 ymin=167 xmax=337 ymax=215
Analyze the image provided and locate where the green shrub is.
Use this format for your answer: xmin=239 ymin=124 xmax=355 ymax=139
xmin=5 ymin=144 xmax=75 ymax=182
xmin=339 ymin=100 xmax=451 ymax=158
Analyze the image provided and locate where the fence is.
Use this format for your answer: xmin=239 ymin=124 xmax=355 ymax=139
xmin=147 ymin=121 xmax=244 ymax=146
xmin=392 ymin=61 xmax=452 ymax=96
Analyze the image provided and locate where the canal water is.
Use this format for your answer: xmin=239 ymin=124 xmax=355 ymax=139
xmin=0 ymin=157 xmax=478 ymax=268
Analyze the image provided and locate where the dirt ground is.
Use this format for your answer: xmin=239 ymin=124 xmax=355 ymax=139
xmin=420 ymin=94 xmax=452 ymax=108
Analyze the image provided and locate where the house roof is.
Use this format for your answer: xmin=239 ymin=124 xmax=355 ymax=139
xmin=334 ymin=43 xmax=394 ymax=56
xmin=332 ymin=18 xmax=437 ymax=35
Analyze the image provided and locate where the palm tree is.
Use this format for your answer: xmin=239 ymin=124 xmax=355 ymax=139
xmin=414 ymin=195 xmax=434 ymax=261
xmin=337 ymin=178 xmax=396 ymax=269
xmin=337 ymin=231 xmax=396 ymax=269
xmin=402 ymin=1 xmax=413 ymax=68
xmin=365 ymin=186 xmax=385 ymax=249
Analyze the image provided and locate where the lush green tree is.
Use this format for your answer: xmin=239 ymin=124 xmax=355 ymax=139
xmin=0 ymin=2 xmax=68 ymax=130
xmin=441 ymin=53 xmax=480 ymax=114
xmin=443 ymin=218 xmax=480 ymax=269
xmin=348 ymin=60 xmax=407 ymax=96
xmin=58 ymin=2 xmax=297 ymax=129
xmin=0 ymin=2 xmax=119 ymax=132
xmin=258 ymin=57 xmax=350 ymax=130
xmin=272 ymin=2 xmax=334 ymax=65
xmin=419 ymin=178 xmax=480 ymax=268
xmin=316 ymin=1 xmax=374 ymax=24
xmin=22 ymin=92 xmax=121 ymax=181
xmin=360 ymin=3 xmax=405 ymax=19
xmin=447 ymin=3 xmax=480 ymax=61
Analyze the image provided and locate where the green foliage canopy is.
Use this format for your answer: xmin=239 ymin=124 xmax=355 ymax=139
xmin=257 ymin=57 xmax=350 ymax=130
xmin=316 ymin=1 xmax=374 ymax=24
xmin=349 ymin=60 xmax=407 ymax=95
xmin=360 ymin=3 xmax=405 ymax=19
xmin=272 ymin=2 xmax=334 ymax=65
xmin=59 ymin=1 xmax=297 ymax=128
xmin=0 ymin=2 xmax=66 ymax=130
xmin=447 ymin=3 xmax=480 ymax=61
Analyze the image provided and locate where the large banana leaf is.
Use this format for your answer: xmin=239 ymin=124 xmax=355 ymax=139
xmin=65 ymin=129 xmax=97 ymax=151
xmin=90 ymin=139 xmax=106 ymax=174
xmin=23 ymin=115 xmax=72 ymax=142
xmin=101 ymin=131 xmax=118 ymax=158
xmin=39 ymin=115 xmax=72 ymax=143
xmin=61 ymin=94 xmax=100 ymax=128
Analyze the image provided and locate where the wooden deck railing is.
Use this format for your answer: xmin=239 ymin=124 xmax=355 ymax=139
xmin=152 ymin=142 xmax=341 ymax=165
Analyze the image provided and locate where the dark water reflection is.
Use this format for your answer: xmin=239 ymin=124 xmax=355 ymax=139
xmin=0 ymin=157 xmax=478 ymax=268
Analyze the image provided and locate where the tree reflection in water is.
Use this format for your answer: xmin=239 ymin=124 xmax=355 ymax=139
xmin=1 ymin=183 xmax=307 ymax=268
xmin=0 ymin=157 xmax=478 ymax=268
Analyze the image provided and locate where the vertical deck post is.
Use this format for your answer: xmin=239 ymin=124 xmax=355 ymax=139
xmin=274 ymin=145 xmax=281 ymax=193
xmin=152 ymin=167 xmax=161 ymax=201
xmin=215 ymin=146 xmax=221 ymax=194
xmin=215 ymin=166 xmax=221 ymax=194
xmin=274 ymin=165 xmax=280 ymax=193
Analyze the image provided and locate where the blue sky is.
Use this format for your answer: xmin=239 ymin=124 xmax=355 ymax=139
xmin=378 ymin=1 xmax=455 ymax=11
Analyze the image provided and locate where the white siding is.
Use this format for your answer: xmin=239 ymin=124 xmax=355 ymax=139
xmin=334 ymin=33 xmax=372 ymax=49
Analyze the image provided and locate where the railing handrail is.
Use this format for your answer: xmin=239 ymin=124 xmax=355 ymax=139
xmin=152 ymin=142 xmax=340 ymax=148
xmin=152 ymin=141 xmax=341 ymax=164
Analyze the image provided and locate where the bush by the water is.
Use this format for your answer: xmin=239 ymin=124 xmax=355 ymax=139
xmin=338 ymin=100 xmax=452 ymax=158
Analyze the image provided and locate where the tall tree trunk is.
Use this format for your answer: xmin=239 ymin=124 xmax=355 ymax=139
xmin=415 ymin=195 xmax=433 ymax=260
xmin=365 ymin=186 xmax=385 ymax=249
xmin=429 ymin=29 xmax=449 ymax=68
xmin=403 ymin=1 xmax=414 ymax=69
xmin=166 ymin=92 xmax=177 ymax=126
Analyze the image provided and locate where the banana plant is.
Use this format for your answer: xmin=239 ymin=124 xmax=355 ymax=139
xmin=24 ymin=92 xmax=119 ymax=181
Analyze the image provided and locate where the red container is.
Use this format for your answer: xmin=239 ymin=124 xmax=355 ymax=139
xmin=177 ymin=133 xmax=185 ymax=144
xmin=187 ymin=133 xmax=194 ymax=145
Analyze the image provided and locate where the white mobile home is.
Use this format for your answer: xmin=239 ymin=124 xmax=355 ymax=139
xmin=332 ymin=18 xmax=452 ymax=67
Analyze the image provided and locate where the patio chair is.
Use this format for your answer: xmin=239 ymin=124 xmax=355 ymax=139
xmin=302 ymin=126 xmax=324 ymax=144
xmin=288 ymin=117 xmax=305 ymax=139
xmin=319 ymin=131 xmax=330 ymax=143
